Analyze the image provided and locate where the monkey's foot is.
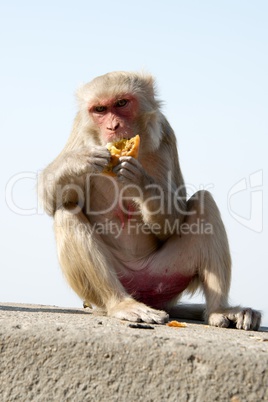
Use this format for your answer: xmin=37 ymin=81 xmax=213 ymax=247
xmin=108 ymin=299 xmax=169 ymax=324
xmin=208 ymin=307 xmax=261 ymax=331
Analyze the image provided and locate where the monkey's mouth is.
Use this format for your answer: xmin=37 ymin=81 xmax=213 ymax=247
xmin=105 ymin=133 xmax=135 ymax=144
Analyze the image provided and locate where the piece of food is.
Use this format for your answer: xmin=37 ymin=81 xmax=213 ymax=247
xmin=166 ymin=320 xmax=187 ymax=328
xmin=104 ymin=134 xmax=140 ymax=175
xmin=83 ymin=301 xmax=92 ymax=308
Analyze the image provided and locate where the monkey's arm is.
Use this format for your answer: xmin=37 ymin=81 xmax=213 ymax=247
xmin=39 ymin=145 xmax=110 ymax=216
xmin=114 ymin=152 xmax=186 ymax=240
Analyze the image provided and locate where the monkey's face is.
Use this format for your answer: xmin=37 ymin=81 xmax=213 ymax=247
xmin=88 ymin=95 xmax=139 ymax=144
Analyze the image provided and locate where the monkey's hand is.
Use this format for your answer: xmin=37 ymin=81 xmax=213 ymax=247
xmin=113 ymin=156 xmax=154 ymax=188
xmin=65 ymin=146 xmax=111 ymax=176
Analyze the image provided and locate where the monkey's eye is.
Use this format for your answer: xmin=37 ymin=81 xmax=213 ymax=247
xmin=115 ymin=99 xmax=128 ymax=108
xmin=94 ymin=105 xmax=107 ymax=113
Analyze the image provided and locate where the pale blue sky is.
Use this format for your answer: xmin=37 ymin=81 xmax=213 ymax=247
xmin=1 ymin=1 xmax=268 ymax=325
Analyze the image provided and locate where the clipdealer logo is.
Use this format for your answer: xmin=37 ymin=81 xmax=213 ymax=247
xmin=5 ymin=170 xmax=264 ymax=234
xmin=227 ymin=170 xmax=263 ymax=233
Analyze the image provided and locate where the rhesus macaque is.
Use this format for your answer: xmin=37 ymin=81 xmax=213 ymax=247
xmin=39 ymin=71 xmax=261 ymax=330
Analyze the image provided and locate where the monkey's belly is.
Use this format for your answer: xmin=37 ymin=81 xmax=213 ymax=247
xmin=119 ymin=272 xmax=193 ymax=309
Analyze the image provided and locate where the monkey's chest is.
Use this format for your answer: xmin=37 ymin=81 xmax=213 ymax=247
xmin=88 ymin=178 xmax=140 ymax=224
xmin=88 ymin=189 xmax=158 ymax=248
xmin=89 ymin=201 xmax=144 ymax=234
xmin=87 ymin=178 xmax=160 ymax=257
xmin=119 ymin=272 xmax=192 ymax=309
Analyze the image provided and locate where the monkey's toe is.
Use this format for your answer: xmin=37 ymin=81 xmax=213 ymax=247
xmin=208 ymin=313 xmax=230 ymax=328
xmin=208 ymin=307 xmax=261 ymax=331
xmin=108 ymin=299 xmax=169 ymax=324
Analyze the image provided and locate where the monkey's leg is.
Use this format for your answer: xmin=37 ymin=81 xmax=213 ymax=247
xmin=153 ymin=190 xmax=261 ymax=330
xmin=54 ymin=207 xmax=168 ymax=324
xmin=188 ymin=191 xmax=261 ymax=330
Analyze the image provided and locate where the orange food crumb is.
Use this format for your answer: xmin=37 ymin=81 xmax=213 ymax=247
xmin=166 ymin=320 xmax=187 ymax=328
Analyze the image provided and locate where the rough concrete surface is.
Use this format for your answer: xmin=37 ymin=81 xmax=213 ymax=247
xmin=0 ymin=303 xmax=267 ymax=402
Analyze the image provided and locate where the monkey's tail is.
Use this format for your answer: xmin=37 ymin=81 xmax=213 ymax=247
xmin=167 ymin=303 xmax=205 ymax=322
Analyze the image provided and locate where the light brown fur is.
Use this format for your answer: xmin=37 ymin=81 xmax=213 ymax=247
xmin=39 ymin=71 xmax=261 ymax=330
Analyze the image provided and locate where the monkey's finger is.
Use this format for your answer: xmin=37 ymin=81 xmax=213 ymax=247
xmin=228 ymin=308 xmax=258 ymax=330
xmin=91 ymin=157 xmax=111 ymax=168
xmin=115 ymin=159 xmax=142 ymax=177
xmin=251 ymin=311 xmax=262 ymax=330
xmin=116 ymin=167 xmax=137 ymax=182
xmin=247 ymin=309 xmax=261 ymax=330
xmin=119 ymin=156 xmax=142 ymax=169
xmin=241 ymin=309 xmax=252 ymax=330
xmin=93 ymin=156 xmax=110 ymax=164
xmin=91 ymin=146 xmax=111 ymax=158
xmin=139 ymin=308 xmax=169 ymax=324
xmin=112 ymin=304 xmax=169 ymax=324
xmin=113 ymin=161 xmax=132 ymax=174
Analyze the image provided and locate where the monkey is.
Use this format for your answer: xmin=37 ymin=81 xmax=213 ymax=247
xmin=39 ymin=71 xmax=261 ymax=330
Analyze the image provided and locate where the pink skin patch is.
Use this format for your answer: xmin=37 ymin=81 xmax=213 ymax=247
xmin=88 ymin=94 xmax=138 ymax=143
xmin=119 ymin=272 xmax=193 ymax=309
xmin=127 ymin=203 xmax=136 ymax=220
xmin=114 ymin=205 xmax=126 ymax=228
xmin=113 ymin=204 xmax=193 ymax=308
xmin=114 ymin=203 xmax=137 ymax=228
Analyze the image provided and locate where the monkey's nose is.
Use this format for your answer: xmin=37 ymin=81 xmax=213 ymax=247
xmin=107 ymin=122 xmax=120 ymax=131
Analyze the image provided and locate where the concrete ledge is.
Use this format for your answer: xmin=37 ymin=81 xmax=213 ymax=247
xmin=0 ymin=303 xmax=267 ymax=402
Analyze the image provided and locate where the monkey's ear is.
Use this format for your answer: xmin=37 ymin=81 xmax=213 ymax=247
xmin=75 ymin=83 xmax=90 ymax=110
xmin=143 ymin=73 xmax=156 ymax=94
